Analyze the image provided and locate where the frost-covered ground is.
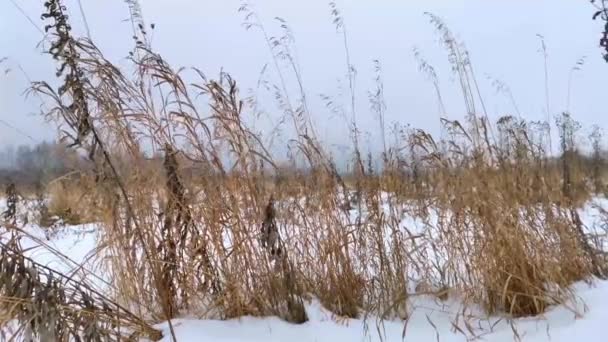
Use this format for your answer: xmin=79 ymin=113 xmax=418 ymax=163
xmin=2 ymin=197 xmax=608 ymax=341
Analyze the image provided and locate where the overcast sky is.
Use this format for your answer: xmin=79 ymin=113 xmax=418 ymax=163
xmin=1 ymin=0 xmax=606 ymax=155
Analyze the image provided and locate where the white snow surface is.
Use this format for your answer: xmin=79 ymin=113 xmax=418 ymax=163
xmin=3 ymin=197 xmax=608 ymax=341
xmin=155 ymin=280 xmax=608 ymax=341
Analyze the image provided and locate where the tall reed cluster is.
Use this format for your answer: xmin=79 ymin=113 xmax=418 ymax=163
xmin=1 ymin=1 xmax=607 ymax=340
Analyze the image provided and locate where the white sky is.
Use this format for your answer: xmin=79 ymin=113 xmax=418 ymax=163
xmin=1 ymin=0 xmax=606 ymax=156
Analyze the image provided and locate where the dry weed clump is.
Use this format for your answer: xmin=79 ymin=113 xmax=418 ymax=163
xmin=0 ymin=235 xmax=161 ymax=341
xmin=407 ymin=116 xmax=599 ymax=317
xmin=2 ymin=182 xmax=18 ymax=225
xmin=46 ymin=179 xmax=97 ymax=226
xmin=2 ymin=0 xmax=606 ymax=340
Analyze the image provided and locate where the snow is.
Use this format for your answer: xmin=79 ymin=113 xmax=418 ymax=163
xmin=0 ymin=196 xmax=102 ymax=279
xmin=3 ymin=197 xmax=608 ymax=341
xmin=155 ymin=281 xmax=608 ymax=342
xmin=19 ymin=224 xmax=100 ymax=273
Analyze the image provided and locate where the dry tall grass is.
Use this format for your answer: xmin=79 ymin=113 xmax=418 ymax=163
xmin=1 ymin=1 xmax=608 ymax=341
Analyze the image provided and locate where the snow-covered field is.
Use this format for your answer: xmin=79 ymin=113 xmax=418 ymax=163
xmin=2 ymin=197 xmax=608 ymax=341
xmin=155 ymin=280 xmax=608 ymax=342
